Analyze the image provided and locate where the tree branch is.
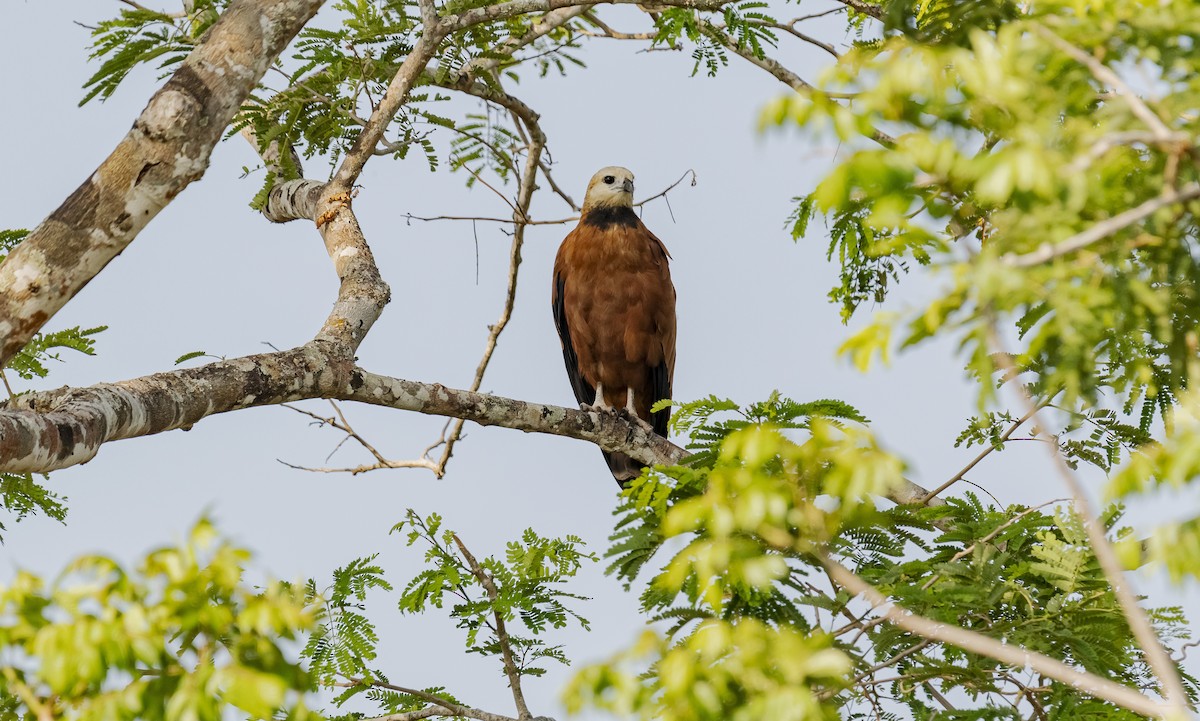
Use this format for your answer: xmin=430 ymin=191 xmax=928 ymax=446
xmin=329 ymin=26 xmax=448 ymax=191
xmin=1002 ymin=183 xmax=1200 ymax=268
xmin=821 ymin=555 xmax=1173 ymax=719
xmin=1033 ymin=25 xmax=1172 ymax=142
xmin=449 ymin=0 xmax=734 ymax=32
xmin=833 ymin=0 xmax=881 ymax=20
xmin=0 ymin=0 xmax=326 ymax=366
xmin=984 ymin=326 xmax=1192 ymax=715
xmin=341 ymin=676 xmax=529 ymax=721
xmin=0 ymin=356 xmax=941 ymax=511
xmin=422 ymin=78 xmax=547 ymax=475
xmin=919 ymin=404 xmax=1042 ymax=503
xmin=451 ymin=534 xmax=533 ymax=719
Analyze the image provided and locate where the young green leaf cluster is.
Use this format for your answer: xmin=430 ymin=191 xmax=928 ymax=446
xmin=0 ymin=520 xmax=318 ymax=721
xmin=571 ymin=396 xmax=1196 ymax=720
xmin=771 ymin=1 xmax=1200 ymax=419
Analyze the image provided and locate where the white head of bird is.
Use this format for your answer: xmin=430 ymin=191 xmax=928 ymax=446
xmin=582 ymin=166 xmax=635 ymax=212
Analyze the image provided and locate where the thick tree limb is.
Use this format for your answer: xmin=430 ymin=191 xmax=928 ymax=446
xmin=0 ymin=0 xmax=326 ymax=366
xmin=0 ymin=344 xmax=350 ymax=473
xmin=0 ymin=355 xmax=940 ymax=512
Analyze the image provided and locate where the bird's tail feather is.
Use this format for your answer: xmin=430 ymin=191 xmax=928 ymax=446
xmin=602 ymin=450 xmax=643 ymax=487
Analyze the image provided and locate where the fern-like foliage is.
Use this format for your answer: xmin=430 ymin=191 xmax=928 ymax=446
xmin=301 ymin=512 xmax=596 ymax=718
xmin=6 ymin=326 xmax=107 ymax=381
xmin=0 ymin=229 xmax=29 ymax=260
xmin=0 ymin=231 xmax=108 ymax=537
xmin=81 ymin=1 xmax=227 ymax=105
xmin=0 ymin=472 xmax=67 ymax=538
xmin=394 ymin=510 xmax=594 ymax=678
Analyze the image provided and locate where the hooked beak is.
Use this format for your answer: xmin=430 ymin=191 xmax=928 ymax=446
xmin=622 ymin=178 xmax=634 ymax=194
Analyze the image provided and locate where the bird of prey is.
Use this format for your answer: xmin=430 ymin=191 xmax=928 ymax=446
xmin=552 ymin=166 xmax=677 ymax=485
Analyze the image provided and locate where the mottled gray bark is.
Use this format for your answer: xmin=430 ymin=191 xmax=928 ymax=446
xmin=263 ymin=179 xmax=328 ymax=223
xmin=0 ymin=344 xmax=349 ymax=473
xmin=0 ymin=0 xmax=326 ymax=365
xmin=0 ymin=354 xmax=938 ymax=508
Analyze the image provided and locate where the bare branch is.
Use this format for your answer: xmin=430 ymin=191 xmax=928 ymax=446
xmin=426 ymin=79 xmax=548 ymax=475
xmin=278 ymin=402 xmax=440 ymax=474
xmin=821 ymin=555 xmax=1173 ymax=719
xmin=767 ymin=21 xmax=839 ymax=58
xmin=793 ymin=7 xmax=846 ymax=22
xmin=539 ymin=159 xmax=581 ymax=211
xmin=0 ymin=0 xmax=326 ymax=365
xmin=1002 ymin=182 xmax=1200 ymax=268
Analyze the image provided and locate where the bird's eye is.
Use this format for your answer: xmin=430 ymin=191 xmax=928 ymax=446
xmin=603 ymin=175 xmax=615 ymax=184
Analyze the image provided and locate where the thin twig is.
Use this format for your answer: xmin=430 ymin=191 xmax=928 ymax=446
xmin=920 ymin=498 xmax=1068 ymax=591
xmin=539 ymin=159 xmax=581 ymax=211
xmin=920 ymin=404 xmax=1042 ymax=502
xmin=792 ymin=6 xmax=847 ymax=22
xmin=423 ymin=80 xmax=547 ymax=476
xmin=451 ymin=534 xmax=533 ymax=719
xmin=276 ymin=402 xmax=440 ymax=473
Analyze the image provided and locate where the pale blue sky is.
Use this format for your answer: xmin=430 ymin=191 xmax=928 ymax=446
xmin=2 ymin=1 xmax=1197 ymax=717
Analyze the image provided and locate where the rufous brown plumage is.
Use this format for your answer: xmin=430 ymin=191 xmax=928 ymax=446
xmin=552 ymin=166 xmax=677 ymax=485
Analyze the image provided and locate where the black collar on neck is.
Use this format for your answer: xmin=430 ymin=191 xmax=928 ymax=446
xmin=581 ymin=205 xmax=638 ymax=229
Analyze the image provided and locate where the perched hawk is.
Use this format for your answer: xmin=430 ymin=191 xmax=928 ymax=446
xmin=552 ymin=167 xmax=677 ymax=485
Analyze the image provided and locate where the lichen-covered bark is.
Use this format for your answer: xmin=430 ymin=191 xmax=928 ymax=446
xmin=344 ymin=371 xmax=686 ymax=468
xmin=0 ymin=344 xmax=350 ymax=473
xmin=0 ymin=0 xmax=326 ymax=365
xmin=312 ymin=199 xmax=391 ymax=350
xmin=262 ymin=179 xmax=327 ymax=223
xmin=0 ymin=358 xmax=938 ymax=508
